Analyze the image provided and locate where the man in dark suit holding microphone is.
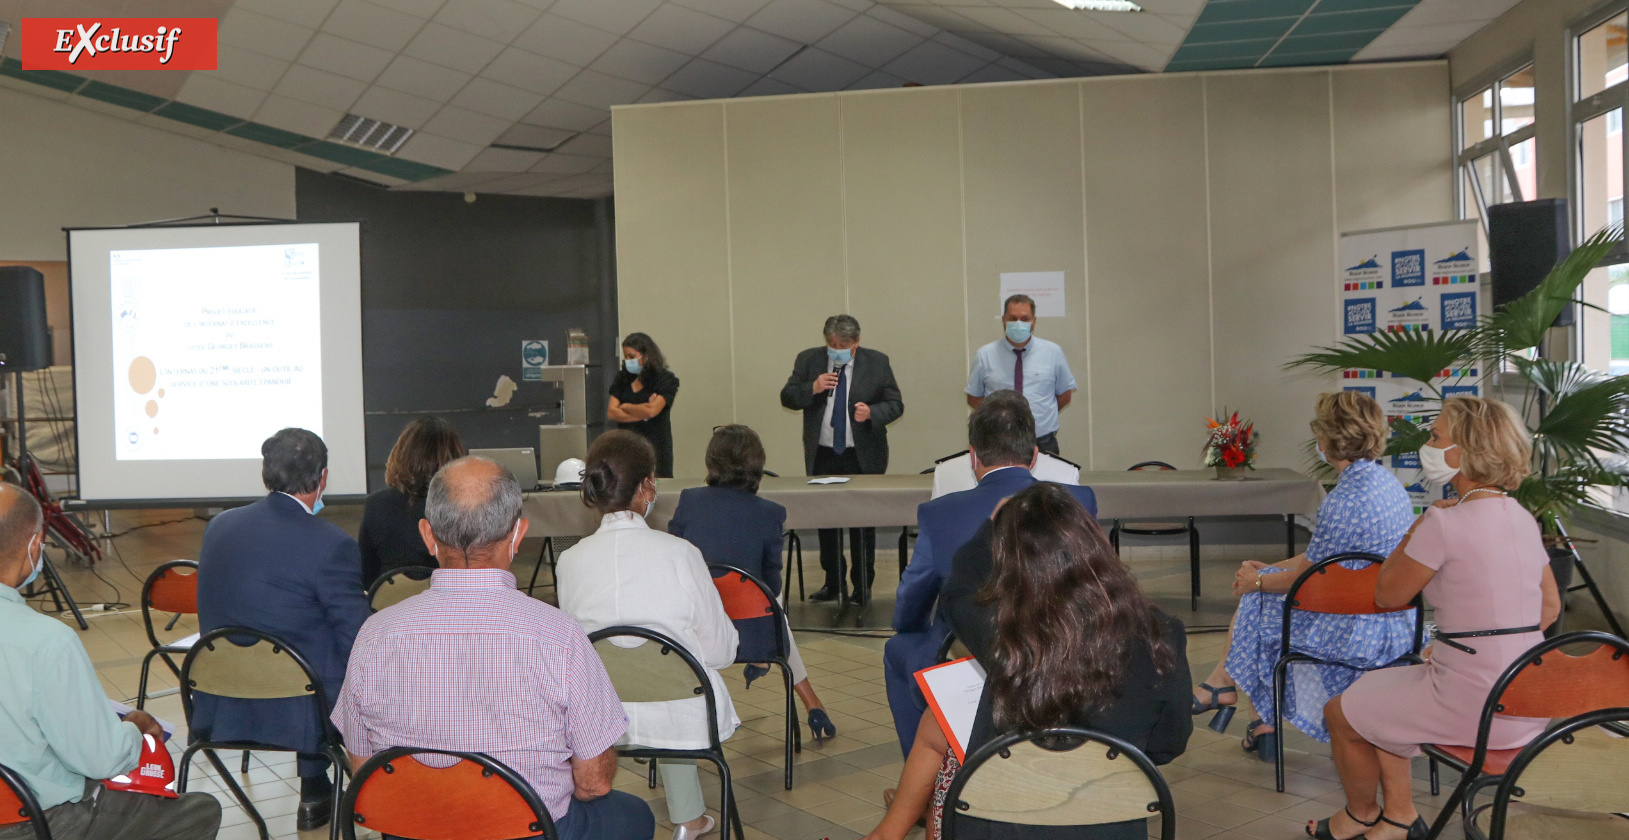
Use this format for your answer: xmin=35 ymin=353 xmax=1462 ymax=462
xmin=780 ymin=315 xmax=904 ymax=605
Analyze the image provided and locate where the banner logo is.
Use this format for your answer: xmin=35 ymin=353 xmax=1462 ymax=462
xmin=1391 ymin=249 xmax=1425 ymax=288
xmin=1344 ymin=298 xmax=1376 ymax=334
xmin=1385 ymin=297 xmax=1431 ymax=333
xmin=1441 ymin=292 xmax=1477 ymax=331
xmin=21 ymin=19 xmax=217 ymax=70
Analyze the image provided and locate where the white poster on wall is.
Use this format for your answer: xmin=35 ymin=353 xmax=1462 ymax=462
xmin=1337 ymin=220 xmax=1481 ymax=513
xmin=999 ymin=271 xmax=1066 ymax=317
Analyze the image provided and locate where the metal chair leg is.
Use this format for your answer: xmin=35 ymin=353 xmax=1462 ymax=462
xmin=1272 ymin=656 xmax=1289 ymax=793
xmin=707 ymin=754 xmax=743 ymax=840
xmin=788 ymin=531 xmax=804 ymax=602
xmin=1188 ymin=518 xmax=1200 ymax=612
xmin=1429 ymin=757 xmax=1439 ymax=796
xmin=201 ymin=748 xmax=268 ymax=840
xmin=782 ymin=662 xmax=795 ymax=790
xmin=240 ymin=751 xmax=251 ymax=773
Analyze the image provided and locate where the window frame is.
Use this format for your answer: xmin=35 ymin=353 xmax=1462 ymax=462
xmin=1455 ymin=53 xmax=1539 ymax=233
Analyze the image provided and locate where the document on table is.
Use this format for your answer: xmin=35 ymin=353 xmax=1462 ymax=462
xmin=807 ymin=476 xmax=851 ymax=485
xmin=915 ymin=656 xmax=987 ymax=762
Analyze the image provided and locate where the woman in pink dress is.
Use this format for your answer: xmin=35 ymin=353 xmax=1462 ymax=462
xmin=1311 ymin=397 xmax=1560 ymax=840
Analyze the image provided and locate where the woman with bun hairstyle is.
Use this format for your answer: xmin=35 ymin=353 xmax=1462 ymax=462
xmin=557 ymin=430 xmax=739 ymax=840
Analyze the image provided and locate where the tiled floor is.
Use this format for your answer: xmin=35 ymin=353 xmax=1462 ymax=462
xmin=33 ymin=507 xmax=1569 ymax=840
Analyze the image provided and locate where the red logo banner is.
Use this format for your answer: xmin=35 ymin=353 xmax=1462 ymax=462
xmin=21 ymin=19 xmax=218 ymax=71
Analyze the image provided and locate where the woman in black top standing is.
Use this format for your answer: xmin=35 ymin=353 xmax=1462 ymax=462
xmin=358 ymin=416 xmax=467 ymax=587
xmin=608 ymin=332 xmax=679 ymax=478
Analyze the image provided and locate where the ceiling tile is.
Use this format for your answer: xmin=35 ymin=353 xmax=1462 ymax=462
xmin=298 ymin=33 xmax=396 ymax=82
xmin=1026 ymin=35 xmax=1111 ymax=62
xmin=553 ymin=69 xmax=650 ymax=108
xmin=670 ymin=0 xmax=773 ymax=24
xmin=770 ymin=47 xmax=869 ymax=88
xmin=352 ymin=84 xmax=444 ymax=127
xmin=1184 ymin=18 xmax=1298 ymax=44
xmin=590 ymin=39 xmax=691 ymax=85
xmin=638 ymin=88 xmax=698 ymax=103
xmin=403 ymin=22 xmax=505 ymax=73
xmin=226 ymin=120 xmax=317 ymax=148
xmin=881 ymin=5 xmax=980 ymax=35
xmin=466 ymin=146 xmax=545 ymax=171
xmin=368 ymin=0 xmax=447 ymax=17
xmin=932 ymin=31 xmax=1001 ymax=61
xmin=628 ymin=4 xmax=737 ymax=54
xmin=746 ymin=0 xmax=859 ymax=43
xmin=483 ymin=47 xmax=578 ymax=95
xmin=496 ymin=123 xmax=578 ymax=148
xmin=433 ymin=0 xmax=544 ymax=41
xmin=739 ymin=76 xmax=806 ymax=96
xmin=1137 ymin=0 xmax=1207 ymax=14
xmin=996 ymin=56 xmax=1055 ymax=77
xmin=662 ymin=57 xmax=758 ymax=98
xmin=817 ymin=14 xmax=922 ymax=66
xmin=525 ymin=97 xmax=611 ymax=130
xmin=1086 ymin=37 xmax=1171 ymax=68
xmin=449 ymin=76 xmax=544 ymax=118
xmin=397 ymin=131 xmax=485 ymax=168
xmin=275 ymin=63 xmax=367 ymax=110
xmin=1091 ymin=10 xmax=1192 ymax=44
xmin=701 ymin=26 xmax=802 ymax=73
xmin=846 ymin=70 xmax=906 ymax=89
xmin=1385 ymin=0 xmax=1512 ymax=28
xmin=513 ymin=13 xmax=621 ymax=66
xmin=954 ymin=6 xmax=1055 ymax=37
xmin=323 ymin=0 xmax=430 ymax=52
xmin=255 ymin=92 xmax=345 ymax=136
xmin=396 ymin=171 xmax=508 ymax=190
xmin=549 ymin=0 xmax=662 ymax=35
xmin=864 ymin=6 xmax=936 ymax=36
xmin=882 ymin=38 xmax=986 ymax=84
xmin=422 ymin=103 xmax=511 ymax=144
xmin=175 ymin=73 xmax=268 ymax=119
xmin=473 ymin=172 xmax=565 ymax=191
xmin=530 ymin=152 xmax=603 ymax=173
xmin=209 ymin=45 xmax=291 ymax=89
xmin=958 ymin=63 xmax=1028 ymax=83
xmin=1193 ymin=0 xmax=1315 ymax=25
xmin=233 ymin=0 xmax=341 ymax=29
xmin=555 ymin=132 xmax=612 ymax=156
xmin=219 ymin=7 xmax=316 ymax=61
xmin=376 ymin=54 xmax=474 ymax=99
xmin=1357 ymin=19 xmax=1488 ymax=48
xmin=1274 ymin=30 xmax=1384 ymax=53
xmin=1294 ymin=7 xmax=1413 ymax=37
xmin=1010 ymin=7 xmax=1129 ymax=40
xmin=335 ymin=166 xmax=411 ymax=187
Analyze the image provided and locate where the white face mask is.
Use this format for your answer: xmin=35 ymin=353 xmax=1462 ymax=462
xmin=1316 ymin=445 xmax=1329 ymax=465
xmin=1418 ymin=443 xmax=1460 ymax=486
xmin=643 ymin=485 xmax=657 ymax=518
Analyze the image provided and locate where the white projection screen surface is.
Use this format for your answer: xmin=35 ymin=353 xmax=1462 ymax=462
xmin=69 ymin=222 xmax=366 ymax=505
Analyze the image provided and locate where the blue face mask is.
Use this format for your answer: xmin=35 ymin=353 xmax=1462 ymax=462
xmin=827 ymin=347 xmax=852 ymax=365
xmin=18 ymin=543 xmax=41 ymax=590
xmin=312 ymin=498 xmax=324 ymax=515
xmin=1005 ymin=320 xmax=1032 ymax=344
xmin=624 ymin=357 xmax=642 ymax=376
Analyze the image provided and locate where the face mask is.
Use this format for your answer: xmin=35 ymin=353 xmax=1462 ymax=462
xmin=623 ymin=357 xmax=642 ymax=376
xmin=1005 ymin=320 xmax=1032 ymax=344
xmin=1418 ymin=443 xmax=1460 ymax=486
xmin=18 ymin=539 xmax=42 ymax=590
xmin=643 ymin=485 xmax=658 ymax=518
xmin=311 ymin=498 xmax=324 ymax=515
xmin=827 ymin=347 xmax=852 ymax=365
xmin=1316 ymin=445 xmax=1329 ymax=465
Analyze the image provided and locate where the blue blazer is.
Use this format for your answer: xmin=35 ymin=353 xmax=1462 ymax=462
xmin=669 ymin=485 xmax=787 ymax=664
xmin=893 ymin=468 xmax=1097 ymax=634
xmin=192 ymin=493 xmax=370 ymax=755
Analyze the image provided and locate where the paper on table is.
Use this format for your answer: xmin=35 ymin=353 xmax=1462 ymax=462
xmin=915 ymin=656 xmax=987 ymax=762
xmin=109 ymin=700 xmax=177 ymax=741
xmin=807 ymin=476 xmax=851 ymax=485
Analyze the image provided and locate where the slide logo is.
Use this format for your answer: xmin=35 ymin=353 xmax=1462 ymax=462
xmin=1344 ymin=298 xmax=1376 ymax=334
xmin=1391 ymin=250 xmax=1425 ymax=287
xmin=21 ymin=19 xmax=217 ymax=70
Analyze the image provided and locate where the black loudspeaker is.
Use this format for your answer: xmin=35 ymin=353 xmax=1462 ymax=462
xmin=1488 ymin=198 xmax=1573 ymax=326
xmin=0 ymin=266 xmax=51 ymax=372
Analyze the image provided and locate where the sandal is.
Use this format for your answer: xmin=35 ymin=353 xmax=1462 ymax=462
xmin=1191 ymin=682 xmax=1238 ymax=733
xmin=1307 ymin=807 xmax=1377 ymax=840
xmin=1364 ymin=812 xmax=1428 ymax=840
xmin=1241 ymin=719 xmax=1277 ymax=764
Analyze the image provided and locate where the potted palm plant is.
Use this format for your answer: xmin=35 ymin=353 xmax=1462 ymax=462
xmin=1286 ymin=222 xmax=1629 ymax=635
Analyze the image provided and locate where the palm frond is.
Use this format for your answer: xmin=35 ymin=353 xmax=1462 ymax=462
xmin=1385 ymin=415 xmax=1433 ymax=459
xmin=1512 ymin=459 xmax=1629 ymax=526
xmin=1475 ymin=222 xmax=1624 ymax=358
xmin=1285 ymin=330 xmax=1475 ymax=387
xmin=1511 ymin=357 xmax=1609 ymax=398
xmin=1530 ymin=376 xmax=1629 ymax=469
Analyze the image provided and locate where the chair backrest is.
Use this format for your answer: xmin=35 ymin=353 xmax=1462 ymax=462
xmin=942 ymin=728 xmax=1174 ymax=840
xmin=368 ymin=566 xmax=435 ymax=613
xmin=1465 ymin=632 xmax=1629 ymax=778
xmin=588 ymin=626 xmax=721 ymax=749
xmin=140 ymin=560 xmax=198 ymax=649
xmin=180 ymin=627 xmax=331 ymax=737
xmin=1484 ymin=709 xmax=1629 ymax=838
xmin=341 ymin=748 xmax=557 ymax=840
xmin=1283 ymin=553 xmax=1421 ymax=660
xmin=709 ymin=565 xmax=790 ymax=661
xmin=0 ymin=763 xmax=50 ymax=840
xmin=1127 ymin=461 xmax=1177 ymax=471
xmin=937 ymin=632 xmax=972 ymax=664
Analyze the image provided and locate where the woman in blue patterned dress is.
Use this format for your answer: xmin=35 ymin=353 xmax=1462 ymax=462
xmin=1190 ymin=391 xmax=1416 ymax=761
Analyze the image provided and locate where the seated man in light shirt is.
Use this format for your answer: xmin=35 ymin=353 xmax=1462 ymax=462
xmin=333 ymin=457 xmax=654 ymax=840
xmin=0 ymin=483 xmax=221 ymax=840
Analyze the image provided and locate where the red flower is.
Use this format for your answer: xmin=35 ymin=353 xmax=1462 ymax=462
xmin=1222 ymin=445 xmax=1245 ymax=467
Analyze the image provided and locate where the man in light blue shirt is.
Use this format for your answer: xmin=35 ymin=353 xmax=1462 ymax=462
xmin=965 ymin=294 xmax=1077 ymax=455
xmin=0 ymin=483 xmax=220 ymax=840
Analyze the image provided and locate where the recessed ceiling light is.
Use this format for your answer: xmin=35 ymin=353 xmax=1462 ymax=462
xmin=1053 ymin=0 xmax=1144 ymax=10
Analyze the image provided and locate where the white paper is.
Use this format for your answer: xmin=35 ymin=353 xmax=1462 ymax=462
xmin=170 ymin=632 xmax=200 ymax=650
xmin=109 ymin=700 xmax=177 ymax=741
xmin=807 ymin=476 xmax=851 ymax=485
xmin=917 ymin=657 xmax=987 ymax=760
xmin=999 ymin=271 xmax=1067 ymax=317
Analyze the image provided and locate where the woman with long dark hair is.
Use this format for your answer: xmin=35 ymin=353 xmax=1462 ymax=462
xmin=358 ymin=416 xmax=467 ymax=586
xmin=608 ymin=332 xmax=680 ymax=477
xmin=861 ymin=483 xmax=1192 ymax=840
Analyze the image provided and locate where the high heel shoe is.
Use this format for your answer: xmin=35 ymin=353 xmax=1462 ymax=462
xmin=743 ymin=663 xmax=770 ymax=689
xmin=1242 ymin=719 xmax=1277 ymax=764
xmin=1306 ymin=807 xmax=1376 ymax=840
xmin=1192 ymin=682 xmax=1237 ymax=733
xmin=1372 ymin=812 xmax=1428 ymax=840
xmin=808 ymin=708 xmax=837 ymax=745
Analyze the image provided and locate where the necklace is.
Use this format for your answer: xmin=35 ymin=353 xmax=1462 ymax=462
xmin=1455 ymin=487 xmax=1507 ymax=505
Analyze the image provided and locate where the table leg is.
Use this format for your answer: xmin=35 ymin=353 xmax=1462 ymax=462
xmin=1285 ymin=514 xmax=1295 ymax=559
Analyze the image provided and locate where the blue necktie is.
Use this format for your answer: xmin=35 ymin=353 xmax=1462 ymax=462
xmin=831 ymin=363 xmax=848 ymax=454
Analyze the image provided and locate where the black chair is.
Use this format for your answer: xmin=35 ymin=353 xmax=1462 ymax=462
xmin=1463 ymin=707 xmax=1629 ymax=839
xmin=588 ymin=626 xmax=743 ymax=840
xmin=941 ymin=728 xmax=1176 ymax=840
xmin=0 ymin=761 xmax=51 ymax=840
xmin=176 ymin=627 xmax=351 ymax=840
xmin=340 ymin=748 xmax=559 ymax=840
xmin=936 ymin=630 xmax=971 ymax=664
xmin=1269 ymin=552 xmax=1424 ymax=791
xmin=1107 ymin=461 xmax=1201 ymax=610
xmin=366 ymin=566 xmax=434 ymax=612
xmin=708 ymin=564 xmax=801 ymax=790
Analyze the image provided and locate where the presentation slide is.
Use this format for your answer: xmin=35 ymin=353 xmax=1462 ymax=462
xmin=71 ymin=223 xmax=366 ymax=505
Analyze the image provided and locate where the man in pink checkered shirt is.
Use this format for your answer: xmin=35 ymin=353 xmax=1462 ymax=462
xmin=334 ymin=457 xmax=655 ymax=840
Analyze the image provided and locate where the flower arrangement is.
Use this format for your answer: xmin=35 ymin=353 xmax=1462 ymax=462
xmin=1204 ymin=411 xmax=1257 ymax=473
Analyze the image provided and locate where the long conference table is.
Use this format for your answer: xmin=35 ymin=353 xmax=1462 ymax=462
xmin=522 ymin=468 xmax=1325 ymax=618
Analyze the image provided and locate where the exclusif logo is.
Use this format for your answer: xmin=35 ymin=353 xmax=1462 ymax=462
xmin=21 ymin=19 xmax=217 ymax=71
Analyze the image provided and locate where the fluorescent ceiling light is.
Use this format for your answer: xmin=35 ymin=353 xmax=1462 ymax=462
xmin=1053 ymin=0 xmax=1144 ymax=10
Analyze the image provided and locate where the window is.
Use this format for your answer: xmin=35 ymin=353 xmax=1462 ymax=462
xmin=1575 ymin=10 xmax=1629 ymax=373
xmin=1456 ymin=63 xmax=1539 ymax=257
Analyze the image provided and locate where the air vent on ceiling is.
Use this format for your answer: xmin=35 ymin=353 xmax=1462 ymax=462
xmin=0 ymin=20 xmax=12 ymax=55
xmin=327 ymin=114 xmax=413 ymax=154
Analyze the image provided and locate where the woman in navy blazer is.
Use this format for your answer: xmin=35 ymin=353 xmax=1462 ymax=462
xmin=669 ymin=424 xmax=837 ymax=743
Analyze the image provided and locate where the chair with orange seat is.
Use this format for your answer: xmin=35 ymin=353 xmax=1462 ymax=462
xmin=0 ymin=762 xmax=51 ymax=840
xmin=339 ymin=747 xmax=557 ymax=840
xmin=708 ymin=563 xmax=800 ymax=790
xmin=1271 ymin=552 xmax=1423 ymax=792
xmin=1422 ymin=631 xmax=1629 ymax=840
xmin=1107 ymin=462 xmax=1203 ymax=610
xmin=136 ymin=560 xmax=200 ymax=711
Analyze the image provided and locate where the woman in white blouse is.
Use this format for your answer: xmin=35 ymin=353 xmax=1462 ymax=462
xmin=558 ymin=430 xmax=740 ymax=840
